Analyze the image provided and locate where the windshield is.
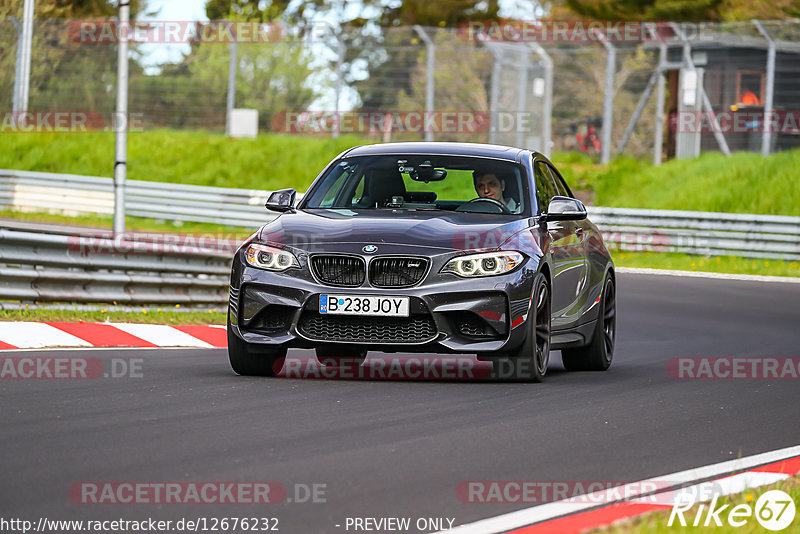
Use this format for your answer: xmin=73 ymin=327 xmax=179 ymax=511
xmin=303 ymin=155 xmax=528 ymax=215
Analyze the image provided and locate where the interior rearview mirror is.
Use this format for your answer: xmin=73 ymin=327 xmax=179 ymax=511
xmin=409 ymin=161 xmax=447 ymax=182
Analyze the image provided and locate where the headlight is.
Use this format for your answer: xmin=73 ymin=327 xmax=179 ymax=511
xmin=244 ymin=243 xmax=299 ymax=271
xmin=442 ymin=251 xmax=524 ymax=277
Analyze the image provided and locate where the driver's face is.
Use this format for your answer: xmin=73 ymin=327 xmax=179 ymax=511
xmin=475 ymin=174 xmax=505 ymax=203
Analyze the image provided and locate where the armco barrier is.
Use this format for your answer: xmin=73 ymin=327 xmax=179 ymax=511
xmin=0 ymin=169 xmax=276 ymax=228
xmin=1 ymin=170 xmax=799 ymax=306
xmin=588 ymin=207 xmax=800 ymax=261
xmin=0 ymin=222 xmax=232 ymax=306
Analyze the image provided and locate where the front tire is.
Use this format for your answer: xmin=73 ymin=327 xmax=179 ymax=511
xmin=494 ymin=272 xmax=551 ymax=382
xmin=562 ymin=273 xmax=615 ymax=371
xmin=227 ymin=325 xmax=286 ymax=376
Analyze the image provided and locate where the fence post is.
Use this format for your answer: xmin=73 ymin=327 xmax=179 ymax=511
xmin=516 ymin=48 xmax=529 ymax=148
xmin=489 ymin=52 xmax=500 ymax=144
xmin=753 ymin=20 xmax=776 ymax=157
xmin=10 ymin=17 xmax=23 ymax=114
xmin=654 ymin=42 xmax=667 ymax=165
xmin=530 ymin=43 xmax=553 ymax=156
xmin=670 ymin=23 xmax=730 ymax=156
xmin=113 ymin=0 xmax=130 ymax=235
xmin=14 ymin=0 xmax=35 ymax=116
xmin=597 ymin=32 xmax=616 ymax=165
xmin=332 ymin=33 xmax=345 ymax=138
xmin=225 ymin=28 xmax=238 ymax=136
xmin=413 ymin=25 xmax=435 ymax=142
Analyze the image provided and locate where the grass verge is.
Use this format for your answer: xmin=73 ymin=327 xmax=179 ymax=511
xmin=550 ymin=149 xmax=800 ymax=216
xmin=611 ymin=252 xmax=800 ymax=278
xmin=592 ymin=474 xmax=800 ymax=533
xmin=0 ymin=130 xmax=370 ymax=192
xmin=2 ymin=131 xmax=799 ymax=216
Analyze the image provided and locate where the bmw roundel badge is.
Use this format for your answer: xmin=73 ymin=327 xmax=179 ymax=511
xmin=363 ymin=245 xmax=378 ymax=253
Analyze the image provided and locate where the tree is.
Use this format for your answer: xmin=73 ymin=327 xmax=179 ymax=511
xmin=342 ymin=0 xmax=502 ymax=111
xmin=550 ymin=0 xmax=800 ymax=21
xmin=134 ymin=3 xmax=318 ymax=132
xmin=206 ymin=0 xmax=291 ymax=21
xmin=395 ymin=29 xmax=491 ymax=141
xmin=0 ymin=0 xmax=150 ymax=113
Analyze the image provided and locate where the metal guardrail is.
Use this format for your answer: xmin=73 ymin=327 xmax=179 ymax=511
xmin=1 ymin=170 xmax=799 ymax=307
xmin=0 ymin=169 xmax=277 ymax=228
xmin=588 ymin=207 xmax=800 ymax=261
xmin=0 ymin=221 xmax=232 ymax=307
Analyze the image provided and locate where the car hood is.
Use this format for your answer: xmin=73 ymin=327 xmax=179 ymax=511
xmin=257 ymin=209 xmax=535 ymax=253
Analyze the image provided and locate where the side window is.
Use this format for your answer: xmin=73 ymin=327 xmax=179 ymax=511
xmin=534 ymin=162 xmax=558 ymax=213
xmin=318 ymin=164 xmax=357 ymax=208
xmin=352 ymin=176 xmax=365 ymax=205
xmin=545 ymin=164 xmax=572 ymax=198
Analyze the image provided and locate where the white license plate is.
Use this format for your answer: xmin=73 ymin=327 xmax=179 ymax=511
xmin=320 ymin=295 xmax=409 ymax=317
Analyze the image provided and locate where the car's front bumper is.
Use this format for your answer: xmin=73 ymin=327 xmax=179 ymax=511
xmin=229 ymin=253 xmax=540 ymax=355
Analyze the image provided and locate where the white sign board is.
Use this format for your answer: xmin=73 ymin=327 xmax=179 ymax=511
xmin=228 ymin=109 xmax=259 ymax=138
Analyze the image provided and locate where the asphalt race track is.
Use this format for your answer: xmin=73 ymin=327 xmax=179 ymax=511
xmin=2 ymin=272 xmax=799 ymax=533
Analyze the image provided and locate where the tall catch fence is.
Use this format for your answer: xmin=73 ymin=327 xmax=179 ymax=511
xmin=4 ymin=18 xmax=799 ymax=160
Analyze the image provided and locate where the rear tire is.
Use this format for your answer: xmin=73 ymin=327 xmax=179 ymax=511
xmin=316 ymin=346 xmax=368 ymax=368
xmin=227 ymin=325 xmax=286 ymax=376
xmin=562 ymin=273 xmax=615 ymax=371
xmin=494 ymin=272 xmax=551 ymax=382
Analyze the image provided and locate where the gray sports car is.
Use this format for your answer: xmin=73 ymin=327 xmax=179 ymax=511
xmin=227 ymin=142 xmax=615 ymax=381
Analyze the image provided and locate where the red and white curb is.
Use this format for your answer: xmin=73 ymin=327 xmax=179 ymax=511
xmin=442 ymin=445 xmax=800 ymax=534
xmin=0 ymin=322 xmax=227 ymax=350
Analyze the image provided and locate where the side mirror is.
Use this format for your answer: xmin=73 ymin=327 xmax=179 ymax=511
xmin=265 ymin=188 xmax=296 ymax=212
xmin=540 ymin=196 xmax=587 ymax=222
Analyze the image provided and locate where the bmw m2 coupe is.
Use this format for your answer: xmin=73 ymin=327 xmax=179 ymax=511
xmin=228 ymin=142 xmax=615 ymax=381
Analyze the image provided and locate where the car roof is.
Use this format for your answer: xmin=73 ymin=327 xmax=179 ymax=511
xmin=342 ymin=142 xmax=532 ymax=163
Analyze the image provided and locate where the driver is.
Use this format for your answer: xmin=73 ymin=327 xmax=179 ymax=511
xmin=473 ymin=170 xmax=518 ymax=212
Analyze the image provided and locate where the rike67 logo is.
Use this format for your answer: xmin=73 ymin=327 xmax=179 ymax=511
xmin=668 ymin=489 xmax=796 ymax=531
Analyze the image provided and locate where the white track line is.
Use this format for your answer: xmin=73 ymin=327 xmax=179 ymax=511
xmin=640 ymin=470 xmax=791 ymax=506
xmin=440 ymin=444 xmax=800 ymax=534
xmin=0 ymin=322 xmax=93 ymax=349
xmin=616 ymin=267 xmax=800 ymax=283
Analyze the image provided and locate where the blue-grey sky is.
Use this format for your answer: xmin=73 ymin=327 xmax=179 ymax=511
xmin=143 ymin=0 xmax=539 ymax=24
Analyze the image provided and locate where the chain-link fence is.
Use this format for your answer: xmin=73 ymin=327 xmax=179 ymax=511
xmin=3 ymin=18 xmax=799 ymax=161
